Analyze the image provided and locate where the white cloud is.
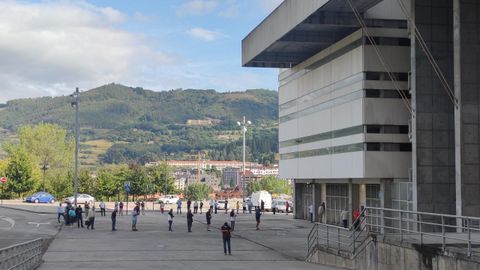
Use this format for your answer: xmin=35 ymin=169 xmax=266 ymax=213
xmin=186 ymin=27 xmax=223 ymax=41
xmin=218 ymin=3 xmax=240 ymax=18
xmin=176 ymin=0 xmax=219 ymax=16
xmin=0 ymin=1 xmax=173 ymax=102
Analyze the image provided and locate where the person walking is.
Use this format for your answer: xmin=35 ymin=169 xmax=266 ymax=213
xmin=177 ymin=199 xmax=182 ymax=215
xmin=187 ymin=209 xmax=194 ymax=232
xmin=119 ymin=201 xmax=124 ymax=216
xmin=99 ymin=201 xmax=106 ymax=216
xmin=318 ymin=202 xmax=325 ymax=223
xmin=57 ymin=203 xmax=64 ymax=223
xmin=221 ymin=222 xmax=232 ymax=255
xmin=341 ymin=208 xmax=349 ymax=229
xmin=75 ymin=204 xmax=84 ymax=228
xmin=242 ymin=200 xmax=246 ymax=214
xmin=206 ymin=208 xmax=212 ymax=231
xmin=132 ymin=203 xmax=140 ymax=231
xmin=86 ymin=206 xmax=96 ymax=230
xmin=168 ymin=209 xmax=174 ymax=231
xmin=255 ymin=207 xmax=262 ymax=230
xmin=199 ymin=201 xmax=204 ymax=214
xmin=140 ymin=201 xmax=145 ymax=215
xmin=160 ymin=201 xmax=165 ymax=214
xmin=224 ymin=199 xmax=228 ymax=214
xmin=236 ymin=201 xmax=240 ymax=214
xmin=229 ymin=209 xmax=236 ymax=231
xmin=308 ymin=204 xmax=314 ymax=223
xmin=111 ymin=207 xmax=117 ymax=231
xmin=193 ymin=201 xmax=198 ymax=214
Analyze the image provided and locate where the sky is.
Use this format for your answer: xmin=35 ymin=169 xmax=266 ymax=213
xmin=0 ymin=0 xmax=282 ymax=102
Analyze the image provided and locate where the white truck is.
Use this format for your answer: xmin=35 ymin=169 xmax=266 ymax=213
xmin=250 ymin=191 xmax=272 ymax=211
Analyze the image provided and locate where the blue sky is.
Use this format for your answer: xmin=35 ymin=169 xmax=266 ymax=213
xmin=0 ymin=0 xmax=281 ymax=102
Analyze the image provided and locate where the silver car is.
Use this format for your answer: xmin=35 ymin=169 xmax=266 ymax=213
xmin=65 ymin=194 xmax=95 ymax=204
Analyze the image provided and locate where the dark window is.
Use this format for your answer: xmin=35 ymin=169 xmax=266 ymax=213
xmin=365 ymin=89 xmax=381 ymax=98
xmin=366 ymin=125 xmax=381 ymax=133
xmin=366 ymin=143 xmax=381 ymax=151
xmin=400 ymin=143 xmax=412 ymax=151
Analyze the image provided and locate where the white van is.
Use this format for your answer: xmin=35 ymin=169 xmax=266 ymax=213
xmin=272 ymin=199 xmax=293 ymax=213
xmin=250 ymin=191 xmax=272 ymax=211
xmin=159 ymin=195 xmax=180 ymax=204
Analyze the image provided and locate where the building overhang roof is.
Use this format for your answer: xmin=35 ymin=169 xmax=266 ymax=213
xmin=242 ymin=0 xmax=384 ymax=68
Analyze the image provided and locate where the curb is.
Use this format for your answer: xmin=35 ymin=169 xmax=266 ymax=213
xmin=0 ymin=205 xmax=54 ymax=215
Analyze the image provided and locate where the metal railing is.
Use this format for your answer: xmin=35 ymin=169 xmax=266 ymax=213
xmin=0 ymin=238 xmax=43 ymax=270
xmin=307 ymin=207 xmax=480 ymax=258
xmin=307 ymin=208 xmax=370 ymax=256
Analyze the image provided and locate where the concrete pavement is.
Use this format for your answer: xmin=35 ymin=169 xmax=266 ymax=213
xmin=39 ymin=210 xmax=343 ymax=270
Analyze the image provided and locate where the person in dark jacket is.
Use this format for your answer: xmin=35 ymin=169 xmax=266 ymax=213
xmin=111 ymin=207 xmax=117 ymax=231
xmin=187 ymin=209 xmax=194 ymax=232
xmin=75 ymin=205 xmax=84 ymax=228
xmin=221 ymin=222 xmax=232 ymax=255
xmin=255 ymin=207 xmax=262 ymax=230
xmin=206 ymin=208 xmax=212 ymax=231
xmin=168 ymin=209 xmax=174 ymax=231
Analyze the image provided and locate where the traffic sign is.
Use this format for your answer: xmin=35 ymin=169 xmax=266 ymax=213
xmin=0 ymin=177 xmax=6 ymax=184
xmin=124 ymin=181 xmax=131 ymax=193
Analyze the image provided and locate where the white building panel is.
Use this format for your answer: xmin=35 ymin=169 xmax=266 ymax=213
xmin=364 ymin=98 xmax=410 ymax=125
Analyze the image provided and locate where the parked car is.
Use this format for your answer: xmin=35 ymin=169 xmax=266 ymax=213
xmin=217 ymin=199 xmax=227 ymax=210
xmin=25 ymin=192 xmax=56 ymax=203
xmin=64 ymin=194 xmax=95 ymax=204
xmin=158 ymin=195 xmax=179 ymax=204
xmin=272 ymin=199 xmax=294 ymax=213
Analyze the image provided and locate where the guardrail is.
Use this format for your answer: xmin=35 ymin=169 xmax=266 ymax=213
xmin=307 ymin=207 xmax=480 ymax=258
xmin=0 ymin=238 xmax=43 ymax=270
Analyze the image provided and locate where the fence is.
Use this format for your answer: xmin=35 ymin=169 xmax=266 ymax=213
xmin=0 ymin=238 xmax=44 ymax=270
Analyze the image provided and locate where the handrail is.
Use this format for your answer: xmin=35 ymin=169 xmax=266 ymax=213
xmin=307 ymin=206 xmax=480 ymax=259
xmin=0 ymin=238 xmax=44 ymax=270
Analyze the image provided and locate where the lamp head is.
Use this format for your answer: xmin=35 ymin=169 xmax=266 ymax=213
xmin=247 ymin=120 xmax=252 ymax=125
xmin=237 ymin=122 xmax=241 ymax=126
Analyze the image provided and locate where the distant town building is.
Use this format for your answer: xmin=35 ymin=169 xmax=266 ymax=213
xmin=146 ymin=160 xmax=263 ymax=171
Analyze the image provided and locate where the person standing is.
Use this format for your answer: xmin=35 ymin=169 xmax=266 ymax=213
xmin=84 ymin=202 xmax=90 ymax=219
xmin=57 ymin=203 xmax=64 ymax=223
xmin=255 ymin=207 xmax=262 ymax=230
xmin=68 ymin=205 xmax=76 ymax=227
xmin=236 ymin=201 xmax=240 ymax=214
xmin=308 ymin=204 xmax=314 ymax=223
xmin=99 ymin=201 xmax=106 ymax=216
xmin=221 ymin=222 xmax=232 ymax=255
xmin=187 ymin=209 xmax=194 ymax=232
xmin=318 ymin=202 xmax=325 ymax=223
xmin=199 ymin=201 xmax=204 ymax=214
xmin=168 ymin=209 xmax=174 ymax=231
xmin=206 ymin=208 xmax=212 ymax=231
xmin=193 ymin=201 xmax=198 ymax=214
xmin=75 ymin=204 xmax=84 ymax=228
xmin=260 ymin=200 xmax=265 ymax=213
xmin=272 ymin=201 xmax=277 ymax=215
xmin=248 ymin=200 xmax=253 ymax=214
xmin=177 ymin=199 xmax=182 ymax=215
xmin=224 ymin=199 xmax=228 ymax=214
xmin=111 ymin=207 xmax=117 ymax=231
xmin=140 ymin=201 xmax=145 ymax=215
xmin=285 ymin=201 xmax=290 ymax=215
xmin=132 ymin=203 xmax=140 ymax=231
xmin=119 ymin=201 xmax=124 ymax=216
xmin=160 ymin=201 xmax=165 ymax=214
xmin=229 ymin=209 xmax=236 ymax=231
xmin=187 ymin=200 xmax=191 ymax=212
xmin=340 ymin=208 xmax=349 ymax=229
xmin=214 ymin=200 xmax=218 ymax=214
xmin=353 ymin=208 xmax=360 ymax=231
xmin=242 ymin=200 xmax=246 ymax=214
xmin=87 ymin=206 xmax=96 ymax=230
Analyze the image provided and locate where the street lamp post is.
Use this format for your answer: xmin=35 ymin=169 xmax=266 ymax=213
xmin=71 ymin=88 xmax=80 ymax=207
xmin=237 ymin=116 xmax=251 ymax=204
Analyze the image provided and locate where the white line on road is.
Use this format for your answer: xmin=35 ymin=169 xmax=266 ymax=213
xmin=0 ymin=215 xmax=15 ymax=230
xmin=28 ymin=222 xmax=51 ymax=227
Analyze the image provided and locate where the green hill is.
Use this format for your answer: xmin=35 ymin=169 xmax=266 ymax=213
xmin=0 ymin=83 xmax=278 ymax=166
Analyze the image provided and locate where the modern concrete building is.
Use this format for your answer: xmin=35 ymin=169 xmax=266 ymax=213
xmin=242 ymin=0 xmax=480 ymax=225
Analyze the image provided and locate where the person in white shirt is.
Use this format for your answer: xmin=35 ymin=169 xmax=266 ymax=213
xmin=99 ymin=201 xmax=106 ymax=216
xmin=57 ymin=203 xmax=64 ymax=223
xmin=308 ymin=204 xmax=314 ymax=223
xmin=340 ymin=209 xmax=349 ymax=228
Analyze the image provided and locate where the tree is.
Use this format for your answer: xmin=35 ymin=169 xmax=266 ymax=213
xmin=78 ymin=169 xmax=95 ymax=196
xmin=4 ymin=148 xmax=38 ymax=198
xmin=184 ymin=183 xmax=211 ymax=201
xmin=256 ymin=176 xmax=292 ymax=195
xmin=146 ymin=162 xmax=176 ymax=195
xmin=127 ymin=164 xmax=151 ymax=199
xmin=47 ymin=171 xmax=73 ymax=200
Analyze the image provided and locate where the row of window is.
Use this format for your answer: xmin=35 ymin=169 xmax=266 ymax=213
xmin=280 ymin=142 xmax=412 ymax=160
xmin=280 ymin=124 xmax=409 ymax=148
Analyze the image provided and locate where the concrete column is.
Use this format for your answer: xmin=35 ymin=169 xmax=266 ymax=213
xmin=294 ymin=182 xmax=303 ymax=219
xmin=453 ymin=0 xmax=462 ymax=229
xmin=380 ymin=179 xmax=393 ymax=234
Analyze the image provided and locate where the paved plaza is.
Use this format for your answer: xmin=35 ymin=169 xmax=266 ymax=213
xmin=34 ymin=207 xmax=341 ymax=270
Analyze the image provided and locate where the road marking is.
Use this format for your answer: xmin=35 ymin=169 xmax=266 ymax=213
xmin=0 ymin=215 xmax=15 ymax=230
xmin=28 ymin=221 xmax=51 ymax=227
